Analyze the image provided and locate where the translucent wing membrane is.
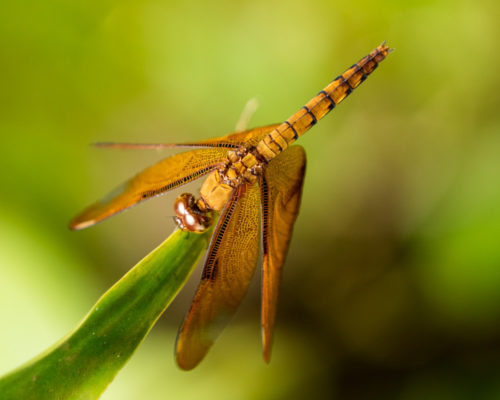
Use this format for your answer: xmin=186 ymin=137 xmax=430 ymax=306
xmin=93 ymin=124 xmax=281 ymax=150
xmin=175 ymin=183 xmax=261 ymax=370
xmin=259 ymin=145 xmax=306 ymax=362
xmin=69 ymin=148 xmax=228 ymax=230
xmin=214 ymin=123 xmax=281 ymax=147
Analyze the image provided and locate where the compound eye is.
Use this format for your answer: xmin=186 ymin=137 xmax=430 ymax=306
xmin=174 ymin=193 xmax=194 ymax=217
xmin=174 ymin=193 xmax=212 ymax=233
xmin=181 ymin=213 xmax=212 ymax=233
xmin=176 ymin=200 xmax=186 ymax=215
xmin=183 ymin=214 xmax=206 ymax=232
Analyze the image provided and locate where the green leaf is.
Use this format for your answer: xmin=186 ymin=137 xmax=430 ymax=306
xmin=0 ymin=226 xmax=213 ymax=400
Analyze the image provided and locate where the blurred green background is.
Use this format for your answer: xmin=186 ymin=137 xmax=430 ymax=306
xmin=1 ymin=0 xmax=500 ymax=398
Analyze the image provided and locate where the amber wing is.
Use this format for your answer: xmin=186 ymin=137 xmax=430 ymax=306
xmin=69 ymin=148 xmax=228 ymax=230
xmin=259 ymin=145 xmax=306 ymax=362
xmin=175 ymin=183 xmax=261 ymax=370
xmin=201 ymin=123 xmax=282 ymax=147
xmin=93 ymin=123 xmax=281 ymax=150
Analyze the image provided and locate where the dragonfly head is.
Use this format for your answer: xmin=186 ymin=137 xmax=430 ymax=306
xmin=174 ymin=193 xmax=213 ymax=233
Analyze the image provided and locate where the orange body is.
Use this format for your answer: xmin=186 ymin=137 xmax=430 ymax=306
xmin=70 ymin=43 xmax=392 ymax=370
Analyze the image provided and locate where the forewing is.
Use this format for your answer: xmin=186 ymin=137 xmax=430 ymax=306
xmin=69 ymin=148 xmax=228 ymax=230
xmin=205 ymin=123 xmax=280 ymax=147
xmin=176 ymin=183 xmax=261 ymax=370
xmin=260 ymin=145 xmax=306 ymax=362
xmin=93 ymin=124 xmax=280 ymax=150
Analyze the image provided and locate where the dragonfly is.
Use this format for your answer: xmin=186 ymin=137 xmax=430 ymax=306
xmin=70 ymin=43 xmax=391 ymax=370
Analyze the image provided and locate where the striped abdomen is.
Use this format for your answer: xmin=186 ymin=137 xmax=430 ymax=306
xmin=256 ymin=42 xmax=392 ymax=162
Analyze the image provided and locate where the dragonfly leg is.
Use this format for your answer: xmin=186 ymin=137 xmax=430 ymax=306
xmin=235 ymin=97 xmax=259 ymax=133
xmin=174 ymin=193 xmax=213 ymax=232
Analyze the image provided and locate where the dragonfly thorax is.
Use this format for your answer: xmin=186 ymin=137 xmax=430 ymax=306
xmin=225 ymin=147 xmax=265 ymax=185
xmin=199 ymin=147 xmax=265 ymax=209
xmin=174 ymin=147 xmax=266 ymax=233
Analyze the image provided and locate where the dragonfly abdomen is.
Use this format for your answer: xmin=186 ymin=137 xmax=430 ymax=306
xmin=176 ymin=43 xmax=392 ymax=233
xmin=256 ymin=42 xmax=392 ymax=162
